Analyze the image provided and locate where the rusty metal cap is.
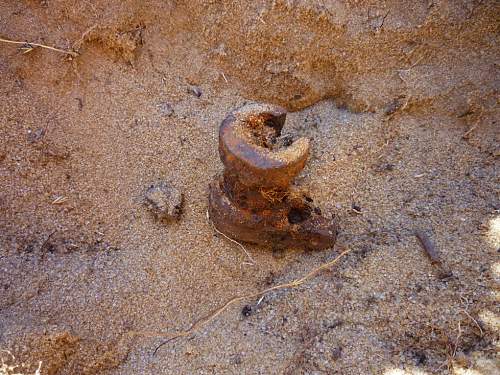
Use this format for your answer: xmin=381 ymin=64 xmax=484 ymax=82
xmin=219 ymin=103 xmax=310 ymax=189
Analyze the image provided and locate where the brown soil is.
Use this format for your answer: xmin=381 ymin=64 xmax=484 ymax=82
xmin=0 ymin=1 xmax=498 ymax=374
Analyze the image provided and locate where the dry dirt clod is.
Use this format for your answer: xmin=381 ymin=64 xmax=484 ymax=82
xmin=27 ymin=128 xmax=46 ymax=143
xmin=144 ymin=182 xmax=183 ymax=222
xmin=157 ymin=102 xmax=174 ymax=117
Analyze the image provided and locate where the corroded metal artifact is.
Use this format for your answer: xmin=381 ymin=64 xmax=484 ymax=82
xmin=208 ymin=103 xmax=338 ymax=250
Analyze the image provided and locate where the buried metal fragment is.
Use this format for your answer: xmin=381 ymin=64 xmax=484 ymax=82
xmin=208 ymin=103 xmax=338 ymax=250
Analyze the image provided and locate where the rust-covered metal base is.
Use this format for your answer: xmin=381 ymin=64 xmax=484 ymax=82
xmin=209 ymin=175 xmax=338 ymax=250
xmin=208 ymin=102 xmax=338 ymax=250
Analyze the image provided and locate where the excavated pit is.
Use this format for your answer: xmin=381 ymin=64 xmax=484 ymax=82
xmin=0 ymin=1 xmax=498 ymax=374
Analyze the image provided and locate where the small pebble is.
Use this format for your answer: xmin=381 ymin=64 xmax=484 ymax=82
xmin=331 ymin=347 xmax=342 ymax=360
xmin=157 ymin=102 xmax=174 ymax=117
xmin=241 ymin=305 xmax=252 ymax=317
xmin=374 ymin=162 xmax=395 ymax=172
xmin=188 ymin=85 xmax=202 ymax=98
xmin=351 ymin=203 xmax=362 ymax=213
xmin=276 ymin=134 xmax=294 ymax=148
xmin=327 ymin=319 xmax=343 ymax=329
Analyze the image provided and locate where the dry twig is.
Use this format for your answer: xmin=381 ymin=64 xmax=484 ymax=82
xmin=415 ymin=230 xmax=454 ymax=279
xmin=462 ymin=111 xmax=483 ymax=139
xmin=415 ymin=230 xmax=441 ymax=266
xmin=51 ymin=196 xmax=68 ymax=205
xmin=0 ymin=37 xmax=78 ymax=57
xmin=452 ymin=321 xmax=462 ymax=358
xmin=40 ymin=230 xmax=56 ymax=253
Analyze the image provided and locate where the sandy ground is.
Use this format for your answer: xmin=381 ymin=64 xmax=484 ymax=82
xmin=0 ymin=1 xmax=499 ymax=374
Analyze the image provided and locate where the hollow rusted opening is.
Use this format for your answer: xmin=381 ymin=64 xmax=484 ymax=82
xmin=287 ymin=206 xmax=312 ymax=224
xmin=263 ymin=113 xmax=286 ymax=135
xmin=244 ymin=112 xmax=287 ymax=150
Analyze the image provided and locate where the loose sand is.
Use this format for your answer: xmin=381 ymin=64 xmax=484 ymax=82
xmin=0 ymin=1 xmax=498 ymax=374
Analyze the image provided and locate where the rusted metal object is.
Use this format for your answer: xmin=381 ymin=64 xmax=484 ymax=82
xmin=208 ymin=103 xmax=338 ymax=250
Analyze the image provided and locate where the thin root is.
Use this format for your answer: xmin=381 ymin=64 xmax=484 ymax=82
xmin=206 ymin=209 xmax=256 ymax=265
xmin=460 ymin=308 xmax=484 ymax=337
xmin=151 ymin=248 xmax=352 ymax=355
xmin=260 ymin=187 xmax=288 ymax=203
